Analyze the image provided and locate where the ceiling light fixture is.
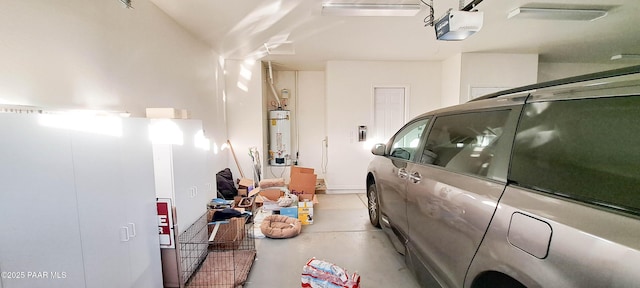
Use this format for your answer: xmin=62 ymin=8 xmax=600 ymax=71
xmin=508 ymin=7 xmax=607 ymax=21
xmin=611 ymin=54 xmax=640 ymax=61
xmin=321 ymin=3 xmax=421 ymax=17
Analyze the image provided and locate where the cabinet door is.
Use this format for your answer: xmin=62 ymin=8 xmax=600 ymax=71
xmin=171 ymin=120 xmax=208 ymax=234
xmin=72 ymin=130 xmax=130 ymax=288
xmin=0 ymin=114 xmax=86 ymax=288
xmin=120 ymin=119 xmax=162 ymax=288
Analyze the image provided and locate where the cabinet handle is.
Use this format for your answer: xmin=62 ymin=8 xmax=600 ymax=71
xmin=120 ymin=226 xmax=130 ymax=242
xmin=128 ymin=223 xmax=136 ymax=238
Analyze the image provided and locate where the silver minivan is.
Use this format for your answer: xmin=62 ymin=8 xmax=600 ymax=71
xmin=366 ymin=65 xmax=640 ymax=288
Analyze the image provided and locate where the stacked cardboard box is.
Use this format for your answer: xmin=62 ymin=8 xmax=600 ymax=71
xmin=289 ymin=166 xmax=319 ymax=224
xmin=207 ymin=209 xmax=246 ymax=250
xmin=289 ymin=166 xmax=317 ymax=202
xmin=237 ymin=178 xmax=254 ymax=197
xmin=251 ymin=166 xmax=319 ymax=224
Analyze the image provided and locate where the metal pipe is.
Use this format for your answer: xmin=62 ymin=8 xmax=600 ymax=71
xmin=268 ymin=61 xmax=282 ymax=108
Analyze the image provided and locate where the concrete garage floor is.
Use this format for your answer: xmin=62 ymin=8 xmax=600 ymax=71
xmin=245 ymin=193 xmax=421 ymax=287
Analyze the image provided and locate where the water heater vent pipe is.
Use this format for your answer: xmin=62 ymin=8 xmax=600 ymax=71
xmin=268 ymin=61 xmax=282 ymax=108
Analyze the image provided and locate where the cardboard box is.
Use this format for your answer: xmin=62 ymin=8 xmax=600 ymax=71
xmin=145 ymin=108 xmax=189 ymax=119
xmin=298 ymin=200 xmax=314 ymax=225
xmin=238 ymin=178 xmax=254 ymax=188
xmin=207 ymin=217 xmax=245 ymax=250
xmin=298 ymin=194 xmax=319 ymax=204
xmin=238 ymin=188 xmax=248 ymax=197
xmin=289 ymin=166 xmax=317 ymax=195
xmin=259 ymin=188 xmax=283 ymax=201
xmin=315 ymin=178 xmax=326 ymax=194
xmin=279 ymin=206 xmax=298 ymax=219
xmin=291 ymin=166 xmax=314 ymax=175
xmin=248 ymin=187 xmax=262 ymax=197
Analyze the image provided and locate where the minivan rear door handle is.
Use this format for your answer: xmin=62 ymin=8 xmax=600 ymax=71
xmin=409 ymin=171 xmax=421 ymax=184
xmin=398 ymin=168 xmax=408 ymax=179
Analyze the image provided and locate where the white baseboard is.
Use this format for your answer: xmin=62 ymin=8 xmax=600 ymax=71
xmin=326 ymin=189 xmax=366 ymax=194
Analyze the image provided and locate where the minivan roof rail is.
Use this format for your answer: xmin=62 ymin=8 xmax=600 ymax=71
xmin=471 ymin=65 xmax=640 ymax=102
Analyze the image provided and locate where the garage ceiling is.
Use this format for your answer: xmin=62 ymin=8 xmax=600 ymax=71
xmin=150 ymin=0 xmax=640 ymax=71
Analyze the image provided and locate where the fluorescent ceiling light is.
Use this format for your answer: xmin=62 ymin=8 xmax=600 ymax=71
xmin=508 ymin=7 xmax=607 ymax=21
xmin=322 ymin=3 xmax=421 ymax=17
xmin=611 ymin=54 xmax=640 ymax=61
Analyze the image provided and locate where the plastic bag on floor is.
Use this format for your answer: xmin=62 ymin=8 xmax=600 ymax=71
xmin=301 ymin=258 xmax=360 ymax=288
xmin=251 ymin=208 xmax=271 ymax=239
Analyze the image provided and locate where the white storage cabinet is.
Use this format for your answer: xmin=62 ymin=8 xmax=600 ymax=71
xmin=0 ymin=114 xmax=163 ymax=288
xmin=150 ymin=119 xmax=215 ymax=288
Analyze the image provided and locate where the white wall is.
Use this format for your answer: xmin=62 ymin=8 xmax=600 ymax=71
xmin=441 ymin=54 xmax=462 ymax=107
xmin=538 ymin=62 xmax=632 ymax=82
xmin=460 ymin=53 xmax=539 ymax=102
xmin=297 ymin=71 xmax=327 ymax=175
xmin=225 ymin=60 xmax=264 ymax=182
xmin=325 ymin=61 xmax=441 ymax=191
xmin=0 ymin=0 xmax=228 ymax=185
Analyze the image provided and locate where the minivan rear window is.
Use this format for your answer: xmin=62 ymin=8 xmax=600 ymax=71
xmin=510 ymin=96 xmax=640 ymax=214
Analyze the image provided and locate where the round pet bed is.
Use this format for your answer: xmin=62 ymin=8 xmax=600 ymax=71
xmin=260 ymin=215 xmax=302 ymax=239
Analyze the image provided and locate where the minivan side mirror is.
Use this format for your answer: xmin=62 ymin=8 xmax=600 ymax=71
xmin=371 ymin=143 xmax=386 ymax=156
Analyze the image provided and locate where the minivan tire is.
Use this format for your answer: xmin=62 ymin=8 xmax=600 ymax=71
xmin=368 ymin=183 xmax=381 ymax=228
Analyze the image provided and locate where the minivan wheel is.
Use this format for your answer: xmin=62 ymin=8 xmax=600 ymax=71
xmin=368 ymin=183 xmax=381 ymax=228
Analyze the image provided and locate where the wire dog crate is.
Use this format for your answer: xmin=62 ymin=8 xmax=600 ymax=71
xmin=178 ymin=211 xmax=256 ymax=288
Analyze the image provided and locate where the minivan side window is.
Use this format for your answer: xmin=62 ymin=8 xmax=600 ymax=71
xmin=388 ymin=119 xmax=429 ymax=161
xmin=510 ymin=96 xmax=640 ymax=214
xmin=422 ymin=110 xmax=511 ymax=180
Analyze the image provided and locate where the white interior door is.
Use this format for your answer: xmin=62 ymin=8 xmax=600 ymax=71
xmin=374 ymin=87 xmax=405 ymax=144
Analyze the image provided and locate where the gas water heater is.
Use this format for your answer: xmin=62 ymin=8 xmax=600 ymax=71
xmin=269 ymin=110 xmax=291 ymax=165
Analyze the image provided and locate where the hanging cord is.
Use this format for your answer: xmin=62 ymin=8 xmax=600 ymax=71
xmin=320 ymin=136 xmax=329 ymax=190
xmin=269 ymin=164 xmax=288 ymax=179
xmin=421 ymin=0 xmax=435 ymax=26
xmin=321 ymin=137 xmax=328 ymax=174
